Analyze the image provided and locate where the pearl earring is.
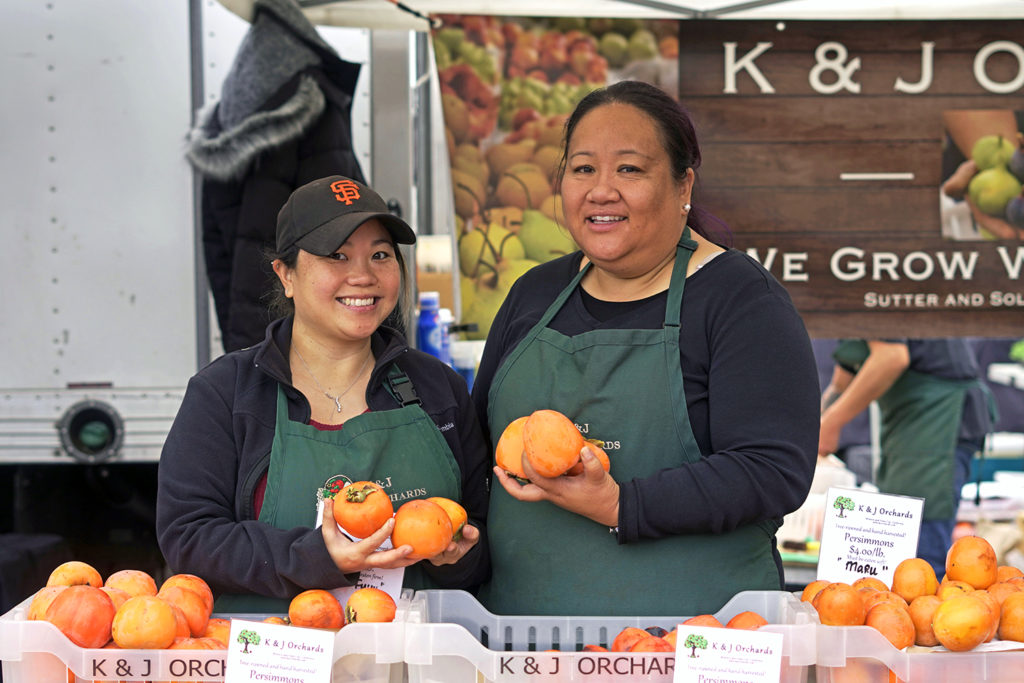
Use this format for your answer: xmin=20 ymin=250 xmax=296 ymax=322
xmin=683 ymin=203 xmax=691 ymax=213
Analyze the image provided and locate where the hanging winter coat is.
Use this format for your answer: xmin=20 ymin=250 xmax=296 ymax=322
xmin=186 ymin=0 xmax=365 ymax=352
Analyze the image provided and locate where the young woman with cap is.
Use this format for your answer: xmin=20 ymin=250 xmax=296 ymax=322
xmin=156 ymin=176 xmax=489 ymax=612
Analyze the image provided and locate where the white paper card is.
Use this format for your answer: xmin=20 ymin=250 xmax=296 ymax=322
xmin=817 ymin=486 xmax=924 ymax=585
xmin=673 ymin=626 xmax=783 ymax=682
xmin=315 ymin=499 xmax=405 ymax=607
xmin=225 ymin=618 xmax=334 ymax=683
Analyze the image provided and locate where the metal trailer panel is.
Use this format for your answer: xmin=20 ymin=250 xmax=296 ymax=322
xmin=1 ymin=1 xmax=195 ymax=388
xmin=0 ymin=1 xmax=194 ymax=463
xmin=0 ymin=2 xmax=374 ymax=463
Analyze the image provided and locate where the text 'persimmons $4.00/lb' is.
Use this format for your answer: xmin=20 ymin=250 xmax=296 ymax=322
xmin=332 ymin=481 xmax=394 ymax=539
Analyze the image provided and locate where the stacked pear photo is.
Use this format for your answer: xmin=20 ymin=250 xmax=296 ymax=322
xmin=436 ymin=15 xmax=680 ymax=339
xmin=966 ymin=132 xmax=1024 ymax=229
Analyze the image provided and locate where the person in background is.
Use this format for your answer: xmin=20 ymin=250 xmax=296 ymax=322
xmin=811 ymin=339 xmax=873 ymax=484
xmin=157 ymin=176 xmax=489 ymax=612
xmin=819 ymin=339 xmax=995 ymax=576
xmin=471 ymin=80 xmax=820 ymax=617
xmin=187 ymin=0 xmax=368 ymax=351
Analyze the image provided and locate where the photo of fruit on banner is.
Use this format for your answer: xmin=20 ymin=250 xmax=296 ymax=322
xmin=432 ymin=15 xmax=680 ymax=340
xmin=940 ymin=109 xmax=1024 ymax=241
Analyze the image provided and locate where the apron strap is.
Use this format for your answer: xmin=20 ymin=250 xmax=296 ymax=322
xmin=664 ymin=226 xmax=697 ymax=330
xmin=385 ymin=364 xmax=421 ymax=406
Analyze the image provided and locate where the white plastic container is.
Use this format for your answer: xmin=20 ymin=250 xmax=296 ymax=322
xmin=404 ymin=590 xmax=818 ymax=683
xmin=0 ymin=591 xmax=411 ymax=682
xmin=815 ymin=622 xmax=1024 ymax=682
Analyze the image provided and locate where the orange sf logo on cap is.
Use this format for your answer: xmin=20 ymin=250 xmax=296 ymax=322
xmin=330 ymin=179 xmax=361 ymax=205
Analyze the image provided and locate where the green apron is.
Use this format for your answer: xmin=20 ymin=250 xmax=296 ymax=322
xmin=479 ymin=230 xmax=780 ymax=616
xmin=215 ymin=366 xmax=461 ymax=614
xmin=832 ymin=340 xmax=971 ymax=520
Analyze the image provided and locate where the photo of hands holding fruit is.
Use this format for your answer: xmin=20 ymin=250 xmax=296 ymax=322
xmin=940 ymin=109 xmax=1024 ymax=240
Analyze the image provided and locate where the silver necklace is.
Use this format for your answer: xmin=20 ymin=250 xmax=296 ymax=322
xmin=293 ymin=346 xmax=372 ymax=413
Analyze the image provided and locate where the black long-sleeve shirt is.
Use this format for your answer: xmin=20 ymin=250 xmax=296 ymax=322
xmin=472 ymin=249 xmax=820 ymax=544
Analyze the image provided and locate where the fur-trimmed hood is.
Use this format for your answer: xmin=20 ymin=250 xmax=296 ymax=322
xmin=185 ymin=0 xmax=350 ymax=181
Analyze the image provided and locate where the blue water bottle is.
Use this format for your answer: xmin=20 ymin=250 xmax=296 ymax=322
xmin=417 ymin=291 xmax=443 ymax=360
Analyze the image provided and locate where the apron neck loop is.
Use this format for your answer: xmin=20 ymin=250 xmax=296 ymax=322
xmin=664 ymin=229 xmax=697 ymax=329
xmin=678 ymin=225 xmax=697 ymax=252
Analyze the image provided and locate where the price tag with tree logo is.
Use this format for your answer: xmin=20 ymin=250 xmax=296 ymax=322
xmin=672 ymin=625 xmax=783 ymax=682
xmin=817 ymin=486 xmax=924 ymax=586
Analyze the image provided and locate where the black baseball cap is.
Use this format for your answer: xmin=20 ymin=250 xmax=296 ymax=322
xmin=276 ymin=176 xmax=416 ymax=255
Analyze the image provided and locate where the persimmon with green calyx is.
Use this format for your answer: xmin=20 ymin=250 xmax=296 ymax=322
xmin=345 ymin=587 xmax=397 ymax=624
xmin=332 ymin=481 xmax=394 ymax=539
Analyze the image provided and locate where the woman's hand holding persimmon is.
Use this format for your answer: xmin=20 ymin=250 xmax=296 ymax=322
xmin=321 ymin=498 xmax=417 ymax=573
xmin=426 ymin=522 xmax=481 ymax=567
xmin=494 ymin=445 xmax=620 ymax=527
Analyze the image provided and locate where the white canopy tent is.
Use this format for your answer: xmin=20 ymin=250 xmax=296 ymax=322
xmin=218 ymin=0 xmax=1024 ymax=30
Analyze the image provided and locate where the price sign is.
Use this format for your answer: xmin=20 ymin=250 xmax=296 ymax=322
xmin=225 ymin=618 xmax=334 ymax=683
xmin=817 ymin=486 xmax=924 ymax=585
xmin=673 ymin=626 xmax=783 ymax=682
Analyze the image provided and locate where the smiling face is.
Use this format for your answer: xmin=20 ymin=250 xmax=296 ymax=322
xmin=273 ymin=219 xmax=402 ymax=345
xmin=559 ymin=102 xmax=694 ymax=279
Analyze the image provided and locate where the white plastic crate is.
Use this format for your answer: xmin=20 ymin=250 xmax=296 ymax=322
xmin=404 ymin=589 xmax=817 ymax=682
xmin=815 ymin=623 xmax=1024 ymax=682
xmin=0 ymin=590 xmax=411 ymax=683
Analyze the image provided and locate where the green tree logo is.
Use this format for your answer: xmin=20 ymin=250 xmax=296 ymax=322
xmin=684 ymin=633 xmax=708 ymax=658
xmin=834 ymin=496 xmax=854 ymax=518
xmin=237 ymin=629 xmax=260 ymax=654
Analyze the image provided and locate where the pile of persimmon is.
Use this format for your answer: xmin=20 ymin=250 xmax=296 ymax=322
xmin=30 ymin=561 xmax=225 ymax=653
xmin=286 ymin=586 xmax=398 ymax=629
xmin=496 ymin=409 xmax=609 ymax=480
xmin=570 ymin=610 xmax=768 ymax=653
xmin=328 ymin=481 xmax=467 ymax=558
xmin=801 ymin=535 xmax=1024 ymax=652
